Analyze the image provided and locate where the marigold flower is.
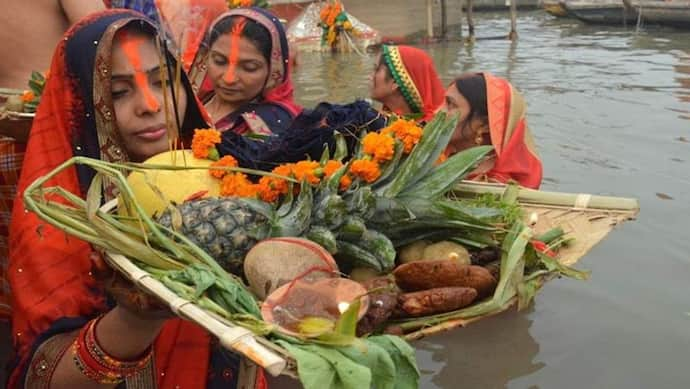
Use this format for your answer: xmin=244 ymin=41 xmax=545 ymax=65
xmin=435 ymin=152 xmax=448 ymax=166
xmin=220 ymin=173 xmax=257 ymax=198
xmin=267 ymin=164 xmax=294 ymax=194
xmin=209 ymin=155 xmax=239 ymax=179
xmin=256 ymin=176 xmax=282 ymax=203
xmin=292 ymin=160 xmax=321 ymax=185
xmin=323 ymin=160 xmax=352 ymax=191
xmin=362 ymin=132 xmax=395 ymax=163
xmin=21 ymin=90 xmax=35 ymax=103
xmin=383 ymin=119 xmax=423 ymax=153
xmin=191 ymin=129 xmax=222 ymax=159
xmin=350 ymin=159 xmax=381 ymax=183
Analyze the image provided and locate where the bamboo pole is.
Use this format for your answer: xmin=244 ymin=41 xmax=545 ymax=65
xmin=426 ymin=0 xmax=434 ymax=38
xmin=453 ymin=181 xmax=640 ymax=212
xmin=105 ymin=250 xmax=289 ymax=377
xmin=458 ymin=0 xmax=464 ymax=37
xmin=467 ymin=0 xmax=475 ymax=38
xmin=441 ymin=0 xmax=448 ymax=39
xmin=509 ymin=0 xmax=519 ymax=40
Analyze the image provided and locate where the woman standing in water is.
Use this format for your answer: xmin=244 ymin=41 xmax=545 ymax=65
xmin=442 ymin=72 xmax=542 ymax=189
xmin=8 ymin=10 xmax=267 ymax=388
xmin=369 ymin=44 xmax=445 ymax=122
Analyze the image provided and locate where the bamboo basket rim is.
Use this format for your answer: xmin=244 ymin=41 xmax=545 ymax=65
xmin=98 ymin=182 xmax=640 ymax=377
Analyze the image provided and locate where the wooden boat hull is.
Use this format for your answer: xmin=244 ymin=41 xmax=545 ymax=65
xmin=638 ymin=1 xmax=690 ymax=29
xmin=543 ymin=0 xmax=569 ymax=17
xmin=564 ymin=0 xmax=637 ymax=25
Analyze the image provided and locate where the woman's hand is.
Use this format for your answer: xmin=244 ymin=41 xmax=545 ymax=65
xmin=90 ymin=251 xmax=172 ymax=320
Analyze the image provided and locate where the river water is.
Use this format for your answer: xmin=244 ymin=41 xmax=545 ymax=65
xmin=291 ymin=11 xmax=690 ymax=389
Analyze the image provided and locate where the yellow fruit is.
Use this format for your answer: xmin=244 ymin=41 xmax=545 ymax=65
xmin=122 ymin=150 xmax=220 ymax=217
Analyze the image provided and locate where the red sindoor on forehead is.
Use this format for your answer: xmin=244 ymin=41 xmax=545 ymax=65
xmin=119 ymin=31 xmax=161 ymax=112
xmin=223 ymin=18 xmax=248 ymax=84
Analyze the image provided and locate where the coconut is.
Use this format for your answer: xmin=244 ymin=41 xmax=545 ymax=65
xmin=123 ymin=150 xmax=220 ymax=217
xmin=244 ymin=237 xmax=339 ymax=300
xmin=421 ymin=241 xmax=471 ymax=265
xmin=398 ymin=240 xmax=431 ymax=264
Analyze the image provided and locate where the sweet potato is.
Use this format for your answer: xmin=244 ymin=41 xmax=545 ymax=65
xmin=356 ymin=277 xmax=399 ymax=336
xmin=398 ymin=287 xmax=477 ymax=317
xmin=393 ymin=259 xmax=497 ymax=297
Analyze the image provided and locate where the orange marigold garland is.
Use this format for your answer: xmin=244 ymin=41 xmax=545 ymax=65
xmin=220 ymin=173 xmax=256 ymax=198
xmin=382 ymin=119 xmax=423 ymax=154
xmin=192 ymin=129 xmax=222 ymax=160
xmin=362 ymin=132 xmax=395 ymax=163
xmin=209 ymin=155 xmax=239 ymax=179
xmin=350 ymin=159 xmax=381 ymax=183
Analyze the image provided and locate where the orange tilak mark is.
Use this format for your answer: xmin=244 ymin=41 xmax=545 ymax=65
xmin=120 ymin=32 xmax=161 ymax=112
xmin=223 ymin=18 xmax=247 ymax=84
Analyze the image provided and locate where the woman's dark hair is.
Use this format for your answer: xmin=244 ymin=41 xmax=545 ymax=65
xmin=209 ymin=16 xmax=272 ymax=63
xmin=454 ymin=73 xmax=489 ymax=124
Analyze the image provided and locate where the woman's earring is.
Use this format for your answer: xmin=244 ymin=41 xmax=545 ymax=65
xmin=475 ymin=129 xmax=484 ymax=145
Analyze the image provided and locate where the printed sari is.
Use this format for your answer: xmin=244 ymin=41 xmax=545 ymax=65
xmin=469 ymin=73 xmax=543 ymax=189
xmin=190 ymin=7 xmax=302 ymax=136
xmin=380 ymin=45 xmax=445 ymax=122
xmin=7 ymin=10 xmax=264 ymax=389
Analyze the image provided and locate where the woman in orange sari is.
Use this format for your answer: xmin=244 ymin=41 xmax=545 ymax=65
xmin=8 ymin=10 xmax=265 ymax=389
xmin=369 ymin=44 xmax=445 ymax=122
xmin=442 ymin=72 xmax=543 ymax=189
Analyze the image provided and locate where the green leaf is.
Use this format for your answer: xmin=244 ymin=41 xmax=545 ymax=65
xmin=400 ymin=145 xmax=493 ymax=199
xmin=334 ymin=298 xmax=361 ymax=337
xmin=337 ymin=340 xmax=397 ymax=389
xmin=319 ymin=146 xmax=330 ymax=165
xmin=368 ymin=336 xmax=420 ymax=389
xmin=517 ymin=270 xmax=549 ymax=311
xmin=382 ymin=113 xmax=459 ymax=197
xmin=298 ymin=316 xmax=336 ymax=337
xmin=537 ymin=251 xmax=590 ymax=281
xmin=333 ymin=132 xmax=348 ymax=161
xmin=277 ymin=341 xmax=372 ymax=389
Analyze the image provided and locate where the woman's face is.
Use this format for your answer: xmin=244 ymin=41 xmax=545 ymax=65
xmin=369 ymin=59 xmax=397 ymax=103
xmin=441 ymin=83 xmax=472 ymax=124
xmin=110 ymin=32 xmax=187 ymax=162
xmin=442 ymin=83 xmax=478 ymax=152
xmin=207 ymin=34 xmax=269 ymax=107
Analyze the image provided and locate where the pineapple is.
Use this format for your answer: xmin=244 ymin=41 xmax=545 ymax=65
xmin=154 ymin=113 xmax=497 ymax=278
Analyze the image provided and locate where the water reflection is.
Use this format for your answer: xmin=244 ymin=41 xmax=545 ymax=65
xmin=417 ymin=308 xmax=544 ymax=389
xmin=672 ymin=51 xmax=690 ymax=120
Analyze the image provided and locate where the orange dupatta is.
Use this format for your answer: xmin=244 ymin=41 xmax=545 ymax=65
xmin=482 ymin=73 xmax=543 ymax=189
xmin=7 ymin=10 xmax=214 ymax=388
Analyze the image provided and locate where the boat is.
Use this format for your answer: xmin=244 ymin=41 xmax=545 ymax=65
xmin=286 ymin=2 xmax=380 ymax=53
xmin=564 ymin=0 xmax=638 ymax=25
xmin=636 ymin=0 xmax=690 ymax=29
xmin=542 ymin=0 xmax=569 ymax=17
